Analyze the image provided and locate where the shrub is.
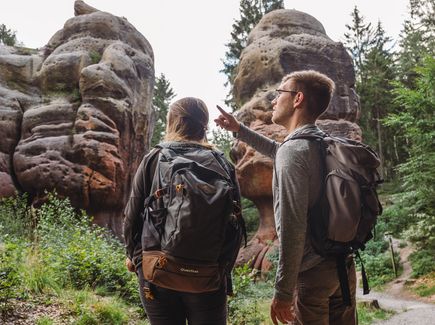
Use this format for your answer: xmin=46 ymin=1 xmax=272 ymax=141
xmin=361 ymin=252 xmax=400 ymax=288
xmin=0 ymin=241 xmax=25 ymax=313
xmin=409 ymin=249 xmax=435 ymax=278
xmin=0 ymin=194 xmax=34 ymax=240
xmin=241 ymin=198 xmax=260 ymax=237
xmin=34 ymin=193 xmax=140 ymax=303
xmin=228 ymin=264 xmax=265 ymax=325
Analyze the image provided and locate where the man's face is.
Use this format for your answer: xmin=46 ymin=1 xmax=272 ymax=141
xmin=271 ymin=79 xmax=298 ymax=126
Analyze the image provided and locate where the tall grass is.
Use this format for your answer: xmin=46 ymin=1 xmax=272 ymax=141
xmin=0 ymin=193 xmax=143 ymax=322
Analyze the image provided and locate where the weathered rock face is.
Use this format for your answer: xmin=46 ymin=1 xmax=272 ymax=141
xmin=0 ymin=0 xmax=154 ymax=235
xmin=232 ymin=9 xmax=361 ymax=271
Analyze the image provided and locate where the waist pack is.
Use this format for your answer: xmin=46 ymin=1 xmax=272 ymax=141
xmin=142 ymin=250 xmax=223 ymax=293
xmin=290 ymin=133 xmax=383 ymax=305
xmin=141 ymin=142 xmax=245 ymax=295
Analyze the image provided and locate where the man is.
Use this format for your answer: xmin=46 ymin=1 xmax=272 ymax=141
xmin=214 ymin=70 xmax=357 ymax=325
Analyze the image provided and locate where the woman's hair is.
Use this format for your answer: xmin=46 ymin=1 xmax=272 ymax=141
xmin=164 ymin=97 xmax=210 ymax=145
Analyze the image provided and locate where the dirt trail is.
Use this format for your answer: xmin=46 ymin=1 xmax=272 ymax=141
xmin=357 ymin=239 xmax=435 ymax=324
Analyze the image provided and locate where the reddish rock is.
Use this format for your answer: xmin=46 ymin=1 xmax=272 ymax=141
xmin=0 ymin=1 xmax=154 ymax=236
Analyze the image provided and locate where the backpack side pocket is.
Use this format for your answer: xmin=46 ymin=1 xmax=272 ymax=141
xmin=326 ymin=169 xmax=362 ymax=242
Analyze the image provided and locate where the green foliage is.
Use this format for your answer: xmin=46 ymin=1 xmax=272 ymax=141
xmin=381 ymin=192 xmax=414 ymax=237
xmin=358 ymin=216 xmax=399 ymax=288
xmin=221 ymin=0 xmax=284 ymax=109
xmin=89 ymin=50 xmax=102 ymax=64
xmin=404 ymin=213 xmax=435 ymax=251
xmin=59 ymin=289 xmax=148 ymax=325
xmin=210 ymin=128 xmax=234 ymax=159
xmin=0 ymin=24 xmax=17 ymax=46
xmin=361 ymin=252 xmax=400 ymax=288
xmin=414 ymin=283 xmax=435 ymax=297
xmin=409 ymin=250 xmax=435 ymax=278
xmin=397 ymin=0 xmax=435 ymax=87
xmin=357 ymin=302 xmax=394 ymax=325
xmin=241 ymin=197 xmax=260 ymax=237
xmin=0 ymin=242 xmax=24 ymax=313
xmin=228 ymin=264 xmax=266 ymax=325
xmin=384 ymin=56 xmax=435 ymax=254
xmin=71 ymin=88 xmax=82 ymax=102
xmin=410 ymin=271 xmax=435 ymax=297
xmin=36 ymin=316 xmax=55 ymax=325
xmin=344 ymin=8 xmax=399 ymax=178
xmin=0 ymin=194 xmax=34 ymax=240
xmin=344 ymin=7 xmax=377 ymax=77
xmin=34 ymin=193 xmax=139 ymax=303
xmin=344 ymin=4 xmax=434 ymax=281
xmin=263 ymin=244 xmax=279 ymax=282
xmin=21 ymin=248 xmax=59 ymax=295
xmin=151 ymin=73 xmax=176 ymax=146
xmin=0 ymin=192 xmax=142 ymax=321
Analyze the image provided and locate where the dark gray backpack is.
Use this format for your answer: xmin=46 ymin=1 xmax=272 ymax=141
xmin=140 ymin=142 xmax=245 ymax=295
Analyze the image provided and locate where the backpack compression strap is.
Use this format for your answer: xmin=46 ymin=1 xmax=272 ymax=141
xmin=211 ymin=151 xmax=248 ymax=247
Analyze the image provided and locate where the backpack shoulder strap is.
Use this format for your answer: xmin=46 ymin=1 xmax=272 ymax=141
xmin=210 ymin=150 xmax=233 ymax=181
xmin=210 ymin=150 xmax=248 ymax=246
xmin=281 ymin=132 xmax=327 ymax=146
xmin=143 ymin=147 xmax=164 ymax=208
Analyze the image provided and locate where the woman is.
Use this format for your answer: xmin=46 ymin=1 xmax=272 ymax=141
xmin=123 ymin=97 xmax=243 ymax=325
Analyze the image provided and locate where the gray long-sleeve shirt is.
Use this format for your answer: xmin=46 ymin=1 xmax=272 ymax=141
xmin=237 ymin=123 xmax=324 ymax=301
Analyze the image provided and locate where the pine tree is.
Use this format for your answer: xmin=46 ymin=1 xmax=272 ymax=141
xmin=343 ymin=6 xmax=376 ymax=82
xmin=221 ymin=0 xmax=284 ymax=110
xmin=344 ymin=8 xmax=399 ymax=178
xmin=0 ymin=24 xmax=17 ymax=46
xmin=397 ymin=0 xmax=435 ymax=87
xmin=151 ymin=74 xmax=176 ymax=147
xmin=359 ymin=22 xmax=399 ymax=177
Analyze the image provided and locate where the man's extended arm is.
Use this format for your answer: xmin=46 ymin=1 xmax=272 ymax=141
xmin=237 ymin=124 xmax=280 ymax=159
xmin=214 ymin=105 xmax=279 ymax=158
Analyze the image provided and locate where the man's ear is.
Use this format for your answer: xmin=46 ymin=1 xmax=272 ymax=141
xmin=294 ymin=92 xmax=304 ymax=108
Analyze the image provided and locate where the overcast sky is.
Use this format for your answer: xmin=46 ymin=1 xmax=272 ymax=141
xmin=2 ymin=0 xmax=409 ymax=122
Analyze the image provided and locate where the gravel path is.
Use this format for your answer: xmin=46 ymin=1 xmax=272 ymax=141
xmin=357 ymin=290 xmax=435 ymax=325
xmin=356 ymin=239 xmax=435 ymax=324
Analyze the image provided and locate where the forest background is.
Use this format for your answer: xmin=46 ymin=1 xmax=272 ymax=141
xmin=0 ymin=0 xmax=434 ymax=324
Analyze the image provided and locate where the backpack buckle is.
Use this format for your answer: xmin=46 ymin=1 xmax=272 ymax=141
xmin=143 ymin=287 xmax=155 ymax=300
xmin=156 ymin=256 xmax=167 ymax=269
xmin=154 ymin=188 xmax=165 ymax=199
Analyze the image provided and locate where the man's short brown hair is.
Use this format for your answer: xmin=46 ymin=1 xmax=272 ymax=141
xmin=282 ymin=70 xmax=335 ymax=119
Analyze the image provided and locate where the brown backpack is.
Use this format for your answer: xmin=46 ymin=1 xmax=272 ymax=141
xmin=290 ymin=133 xmax=383 ymax=305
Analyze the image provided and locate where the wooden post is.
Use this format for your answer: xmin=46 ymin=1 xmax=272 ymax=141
xmin=389 ymin=236 xmax=398 ymax=278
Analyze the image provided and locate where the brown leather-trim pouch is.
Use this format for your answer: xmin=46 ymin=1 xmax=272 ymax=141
xmin=142 ymin=251 xmax=222 ymax=293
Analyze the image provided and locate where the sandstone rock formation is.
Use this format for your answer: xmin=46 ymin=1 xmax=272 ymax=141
xmin=232 ymin=9 xmax=361 ymax=272
xmin=0 ymin=0 xmax=155 ymax=235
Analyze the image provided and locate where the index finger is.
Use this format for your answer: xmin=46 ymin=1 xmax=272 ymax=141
xmin=216 ymin=105 xmax=232 ymax=117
